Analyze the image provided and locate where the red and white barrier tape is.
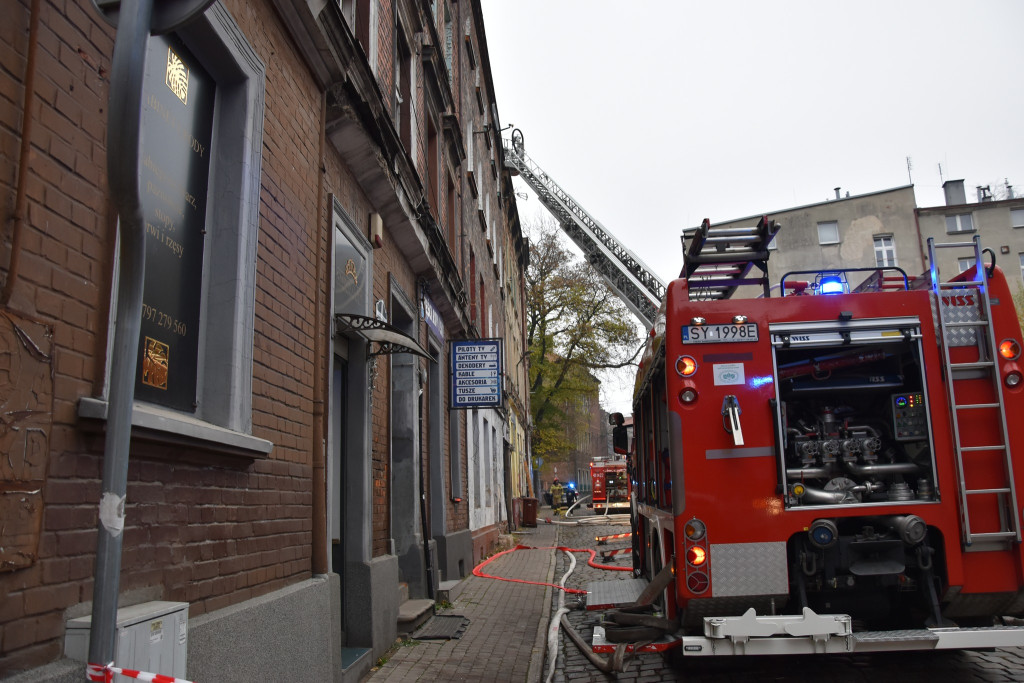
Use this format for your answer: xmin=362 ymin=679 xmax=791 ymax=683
xmin=87 ymin=662 xmax=195 ymax=683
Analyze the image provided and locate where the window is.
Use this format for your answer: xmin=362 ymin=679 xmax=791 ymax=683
xmin=80 ymin=5 xmax=269 ymax=454
xmin=394 ymin=31 xmax=412 ymax=151
xmin=469 ymin=247 xmax=477 ymax=326
xmin=427 ymin=117 xmax=439 ymax=219
xmin=446 ymin=174 xmax=457 ymax=249
xmin=817 ymin=221 xmax=839 ymax=245
xmin=946 ymin=213 xmax=974 ymax=233
xmin=355 ymin=0 xmax=371 ymax=56
xmin=873 ymin=235 xmax=897 ymax=267
xmin=442 ymin=0 xmax=453 ymax=79
xmin=1012 ymin=208 xmax=1024 ymax=229
xmin=1019 ymin=253 xmax=1024 ymax=283
xmin=958 ymin=257 xmax=976 ymax=273
xmin=333 ymin=200 xmax=372 ymax=317
xmin=479 ymin=276 xmax=486 ymax=333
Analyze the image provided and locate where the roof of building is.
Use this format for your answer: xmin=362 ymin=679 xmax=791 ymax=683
xmin=691 ymin=184 xmax=916 ymax=231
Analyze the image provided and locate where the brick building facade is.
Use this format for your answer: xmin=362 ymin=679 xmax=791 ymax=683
xmin=0 ymin=0 xmax=527 ymax=680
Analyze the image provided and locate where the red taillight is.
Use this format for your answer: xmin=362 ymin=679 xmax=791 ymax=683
xmin=686 ymin=546 xmax=707 ymax=567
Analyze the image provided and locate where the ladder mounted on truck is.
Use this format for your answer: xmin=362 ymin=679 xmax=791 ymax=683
xmin=928 ymin=235 xmax=1020 ymax=551
xmin=503 ymin=131 xmax=665 ymax=328
xmin=681 ymin=217 xmax=780 ymax=300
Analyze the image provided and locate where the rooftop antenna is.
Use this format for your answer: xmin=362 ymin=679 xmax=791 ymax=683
xmin=938 ymin=163 xmax=945 ymax=184
xmin=906 ymin=156 xmax=913 ymax=184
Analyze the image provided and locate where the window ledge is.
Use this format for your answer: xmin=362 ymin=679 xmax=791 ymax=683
xmin=78 ymin=397 xmax=273 ymax=460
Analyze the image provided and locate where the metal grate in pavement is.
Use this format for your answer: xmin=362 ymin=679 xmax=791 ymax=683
xmin=412 ymin=615 xmax=471 ymax=640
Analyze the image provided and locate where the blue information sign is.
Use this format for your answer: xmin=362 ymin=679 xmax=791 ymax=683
xmin=449 ymin=339 xmax=503 ymax=409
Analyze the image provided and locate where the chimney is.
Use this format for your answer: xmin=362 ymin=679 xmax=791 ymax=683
xmin=977 ymin=185 xmax=993 ymax=202
xmin=943 ymin=179 xmax=966 ymax=206
xmin=834 ymin=187 xmax=841 ymax=200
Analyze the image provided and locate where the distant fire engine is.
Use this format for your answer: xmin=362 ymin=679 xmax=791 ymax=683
xmin=589 ymin=416 xmax=632 ymax=512
xmin=601 ymin=219 xmax=1024 ymax=656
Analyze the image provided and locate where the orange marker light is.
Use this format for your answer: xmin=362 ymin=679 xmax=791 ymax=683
xmin=684 ymin=518 xmax=706 ymax=541
xmin=1000 ymin=339 xmax=1021 ymax=360
xmin=676 ymin=356 xmax=698 ymax=377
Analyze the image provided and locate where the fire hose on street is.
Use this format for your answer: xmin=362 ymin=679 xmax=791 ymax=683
xmin=472 ymin=542 xmax=677 ymax=678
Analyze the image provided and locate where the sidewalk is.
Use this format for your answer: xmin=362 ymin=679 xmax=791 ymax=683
xmin=363 ymin=511 xmax=560 ymax=682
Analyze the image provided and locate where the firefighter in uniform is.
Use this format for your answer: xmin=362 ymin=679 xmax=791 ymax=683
xmin=550 ymin=479 xmax=564 ymax=512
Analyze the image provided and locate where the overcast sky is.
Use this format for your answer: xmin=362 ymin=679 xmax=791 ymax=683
xmin=480 ymin=0 xmax=1024 ymax=414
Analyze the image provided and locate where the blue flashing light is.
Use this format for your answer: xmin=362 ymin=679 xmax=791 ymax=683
xmin=749 ymin=375 xmax=775 ymax=389
xmin=819 ymin=276 xmax=845 ymax=295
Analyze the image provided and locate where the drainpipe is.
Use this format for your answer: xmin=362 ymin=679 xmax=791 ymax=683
xmin=88 ymin=0 xmax=153 ymax=671
xmin=913 ymin=209 xmax=927 ymax=276
xmin=1 ymin=0 xmax=41 ymax=307
xmin=311 ymin=90 xmax=328 ymax=576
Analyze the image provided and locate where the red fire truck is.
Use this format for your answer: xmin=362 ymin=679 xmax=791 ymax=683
xmin=588 ymin=415 xmax=633 ymax=513
xmin=590 ymin=459 xmax=630 ymax=512
xmin=618 ymin=218 xmax=1024 ymax=655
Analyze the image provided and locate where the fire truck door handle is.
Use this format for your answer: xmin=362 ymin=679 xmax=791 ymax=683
xmin=721 ymin=395 xmax=745 ymax=446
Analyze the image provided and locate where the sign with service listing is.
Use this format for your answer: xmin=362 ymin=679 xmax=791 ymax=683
xmin=449 ymin=339 xmax=503 ymax=409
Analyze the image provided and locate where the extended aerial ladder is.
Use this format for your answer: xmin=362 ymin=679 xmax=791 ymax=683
xmin=503 ymin=130 xmax=665 ymax=328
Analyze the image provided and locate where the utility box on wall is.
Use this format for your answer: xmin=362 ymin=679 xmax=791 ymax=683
xmin=65 ymin=601 xmax=189 ymax=681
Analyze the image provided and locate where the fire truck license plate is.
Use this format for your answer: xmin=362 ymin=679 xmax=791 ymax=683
xmin=682 ymin=323 xmax=758 ymax=343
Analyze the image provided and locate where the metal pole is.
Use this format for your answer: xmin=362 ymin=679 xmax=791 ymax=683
xmin=87 ymin=0 xmax=152 ymax=671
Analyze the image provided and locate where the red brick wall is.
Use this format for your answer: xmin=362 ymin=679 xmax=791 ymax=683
xmin=0 ymin=0 xmax=331 ymax=671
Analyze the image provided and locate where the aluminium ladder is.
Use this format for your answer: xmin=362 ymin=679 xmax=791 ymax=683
xmin=502 ymin=136 xmax=665 ymax=328
xmin=681 ymin=217 xmax=780 ymax=300
xmin=928 ymin=235 xmax=1020 ymax=550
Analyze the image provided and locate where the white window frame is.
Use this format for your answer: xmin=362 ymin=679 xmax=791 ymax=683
xmin=946 ymin=213 xmax=974 ymax=233
xmin=1019 ymin=253 xmax=1024 ymax=283
xmin=1011 ymin=208 xmax=1024 ymax=229
xmin=958 ymin=257 xmax=977 ymax=274
xmin=873 ymin=234 xmax=898 ymax=267
xmin=817 ymin=221 xmax=840 ymax=245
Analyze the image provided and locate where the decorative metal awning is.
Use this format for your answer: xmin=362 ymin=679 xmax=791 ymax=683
xmin=334 ymin=314 xmax=432 ymax=359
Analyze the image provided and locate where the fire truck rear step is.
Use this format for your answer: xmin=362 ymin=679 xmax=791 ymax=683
xmin=672 ymin=611 xmax=1024 ymax=656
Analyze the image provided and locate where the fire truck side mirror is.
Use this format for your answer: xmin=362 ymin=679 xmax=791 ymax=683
xmin=609 ymin=412 xmax=625 ymax=426
xmin=612 ymin=425 xmax=629 ymax=454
